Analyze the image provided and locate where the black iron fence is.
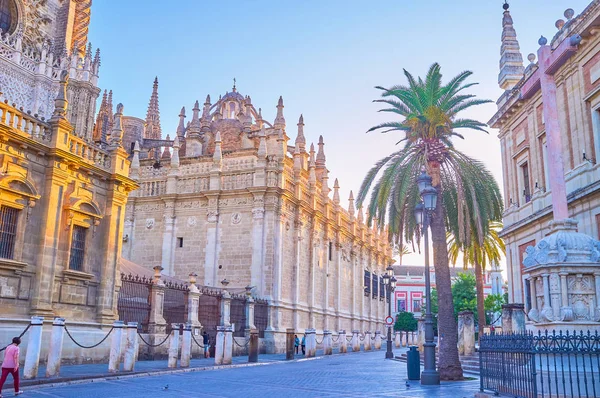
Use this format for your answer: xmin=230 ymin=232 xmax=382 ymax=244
xmin=254 ymin=299 xmax=268 ymax=338
xmin=163 ymin=280 xmax=188 ymax=334
xmin=480 ymin=330 xmax=600 ymax=398
xmin=198 ymin=288 xmax=222 ymax=336
xmin=117 ymin=273 xmax=152 ymax=332
xmin=230 ymin=294 xmax=247 ymax=337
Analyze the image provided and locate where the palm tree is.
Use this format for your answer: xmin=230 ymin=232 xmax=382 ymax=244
xmin=448 ymin=222 xmax=505 ymax=336
xmin=393 ymin=243 xmax=411 ymax=265
xmin=357 ymin=63 xmax=503 ymax=380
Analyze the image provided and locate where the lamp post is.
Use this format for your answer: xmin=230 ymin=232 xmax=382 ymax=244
xmin=383 ymin=266 xmax=396 ymax=359
xmin=414 ymin=170 xmax=440 ymax=385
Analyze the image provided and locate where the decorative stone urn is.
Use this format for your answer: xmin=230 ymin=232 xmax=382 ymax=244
xmin=522 ymin=219 xmax=600 ymax=325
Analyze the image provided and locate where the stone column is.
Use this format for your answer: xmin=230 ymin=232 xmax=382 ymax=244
xmin=541 ymin=273 xmax=553 ymax=321
xmin=339 ymin=330 xmax=347 ymax=353
xmin=528 ymin=277 xmax=539 ymax=321
xmin=286 ymin=328 xmax=295 ymax=360
xmin=559 ymin=272 xmax=573 ymax=321
xmin=401 ymin=331 xmax=407 ymax=347
xmin=246 ymin=296 xmax=256 ymax=333
xmin=108 ymin=320 xmax=124 ymax=373
xmin=148 ymin=269 xmax=167 ymax=334
xmin=501 ymin=304 xmax=526 ymax=333
xmin=180 ymin=324 xmax=192 ymax=368
xmin=187 ymin=275 xmax=202 ymax=332
xmin=374 ymin=330 xmax=382 ymax=350
xmin=595 ymin=273 xmax=600 ymax=322
xmin=248 ymin=329 xmax=259 ymax=363
xmin=249 ymin=193 xmax=265 ymax=294
xmin=23 ymin=316 xmax=44 ymax=379
xmin=223 ymin=326 xmax=233 ymax=365
xmin=221 ymin=291 xmax=231 ymax=327
xmin=45 ymin=317 xmax=65 ymax=378
xmin=352 ymin=330 xmax=360 ymax=352
xmin=323 ymin=330 xmax=332 ymax=355
xmin=417 ymin=318 xmax=425 ymax=352
xmin=458 ymin=311 xmax=475 ymax=356
xmin=305 ymin=328 xmax=316 ymax=358
xmin=123 ymin=322 xmax=138 ymax=372
xmin=394 ymin=331 xmax=401 ymax=348
xmin=214 ymin=326 xmax=225 ymax=365
xmin=161 ymin=201 xmax=176 ymax=275
xmin=167 ymin=326 xmax=179 ymax=368
xmin=364 ymin=331 xmax=372 ymax=351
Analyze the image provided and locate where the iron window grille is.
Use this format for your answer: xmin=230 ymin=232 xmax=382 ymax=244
xmin=372 ymin=274 xmax=378 ymax=299
xmin=364 ymin=270 xmax=371 ymax=296
xmin=69 ymin=225 xmax=87 ymax=271
xmin=0 ymin=206 xmax=19 ymax=260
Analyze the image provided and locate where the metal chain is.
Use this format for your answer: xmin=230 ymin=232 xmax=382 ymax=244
xmin=233 ymin=337 xmax=250 ymax=348
xmin=371 ymin=334 xmax=376 ymax=340
xmin=64 ymin=326 xmax=113 ymax=349
xmin=315 ymin=336 xmax=324 ymax=345
xmin=137 ymin=331 xmax=171 ymax=347
xmin=0 ymin=324 xmax=31 ymax=352
xmin=359 ymin=334 xmax=365 ymax=341
xmin=346 ymin=336 xmax=353 ymax=342
xmin=331 ymin=335 xmax=340 ymax=343
xmin=191 ymin=333 xmax=205 ymax=348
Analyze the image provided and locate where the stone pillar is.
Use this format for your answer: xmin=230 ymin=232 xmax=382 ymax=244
xmin=559 ymin=272 xmax=573 ymax=321
xmin=501 ymin=304 xmax=526 ymax=333
xmin=458 ymin=311 xmax=475 ymax=356
xmin=180 ymin=324 xmax=192 ymax=368
xmin=108 ymin=320 xmax=124 ymax=373
xmin=352 ymin=330 xmax=360 ymax=352
xmin=374 ymin=330 xmax=382 ymax=350
xmin=187 ymin=277 xmax=202 ymax=332
xmin=246 ymin=296 xmax=256 ymax=332
xmin=250 ymin=193 xmax=265 ymax=294
xmin=123 ymin=322 xmax=138 ymax=372
xmin=221 ymin=291 xmax=231 ymax=327
xmin=595 ymin=273 xmax=600 ymax=322
xmin=323 ymin=330 xmax=332 ymax=355
xmin=364 ymin=331 xmax=372 ymax=351
xmin=285 ymin=328 xmax=295 ymax=360
xmin=45 ymin=317 xmax=65 ymax=378
xmin=23 ymin=316 xmax=44 ymax=379
xmin=339 ymin=330 xmax=347 ymax=353
xmin=528 ymin=278 xmax=539 ymax=321
xmin=214 ymin=326 xmax=225 ymax=365
xmin=541 ymin=273 xmax=553 ymax=321
xmin=148 ymin=270 xmax=167 ymax=334
xmin=167 ymin=326 xmax=179 ymax=368
xmin=417 ymin=319 xmax=425 ymax=352
xmin=305 ymin=328 xmax=316 ymax=358
xmin=248 ymin=329 xmax=258 ymax=363
xmin=161 ymin=201 xmax=176 ymax=275
xmin=401 ymin=331 xmax=408 ymax=347
xmin=394 ymin=331 xmax=401 ymax=348
xmin=223 ymin=326 xmax=233 ymax=365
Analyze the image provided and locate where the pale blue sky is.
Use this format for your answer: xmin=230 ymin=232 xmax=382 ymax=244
xmin=89 ymin=0 xmax=588 ymax=266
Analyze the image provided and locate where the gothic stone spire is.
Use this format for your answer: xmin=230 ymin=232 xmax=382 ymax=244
xmin=295 ymin=114 xmax=306 ymax=152
xmin=145 ymin=77 xmax=162 ymax=139
xmin=499 ymin=2 xmax=525 ymax=90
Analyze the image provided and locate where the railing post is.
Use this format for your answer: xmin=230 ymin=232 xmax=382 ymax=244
xmin=339 ymin=330 xmax=347 ymax=353
xmin=23 ymin=316 xmax=44 ymax=379
xmin=374 ymin=330 xmax=382 ymax=350
xmin=246 ymin=295 xmax=256 ymax=332
xmin=352 ymin=330 xmax=360 ymax=352
xmin=180 ymin=324 xmax=192 ymax=368
xmin=123 ymin=322 xmax=138 ymax=372
xmin=221 ymin=291 xmax=231 ymax=327
xmin=45 ymin=317 xmax=65 ymax=378
xmin=214 ymin=326 xmax=225 ymax=365
xmin=248 ymin=329 xmax=258 ymax=363
xmin=364 ymin=331 xmax=372 ymax=351
xmin=323 ymin=330 xmax=332 ymax=355
xmin=167 ymin=324 xmax=179 ymax=368
xmin=108 ymin=320 xmax=124 ymax=373
xmin=306 ymin=328 xmax=316 ymax=358
xmin=149 ymin=268 xmax=167 ymax=335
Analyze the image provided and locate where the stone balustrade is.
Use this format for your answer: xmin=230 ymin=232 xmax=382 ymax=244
xmin=67 ymin=134 xmax=111 ymax=170
xmin=0 ymin=100 xmax=50 ymax=141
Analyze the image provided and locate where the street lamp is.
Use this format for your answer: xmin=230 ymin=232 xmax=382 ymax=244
xmin=384 ymin=265 xmax=396 ymax=359
xmin=415 ymin=170 xmax=440 ymax=386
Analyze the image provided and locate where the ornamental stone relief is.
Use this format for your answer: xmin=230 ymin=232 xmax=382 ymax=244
xmin=187 ymin=216 xmax=197 ymax=227
xmin=231 ymin=212 xmax=242 ymax=225
xmin=145 ymin=218 xmax=155 ymax=229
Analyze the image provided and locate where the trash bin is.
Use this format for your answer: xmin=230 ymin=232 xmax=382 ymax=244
xmin=407 ymin=346 xmax=420 ymax=380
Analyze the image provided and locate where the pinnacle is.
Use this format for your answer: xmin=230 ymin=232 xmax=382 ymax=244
xmin=349 ymin=190 xmax=354 ymax=200
xmin=215 ymin=131 xmax=222 ymax=142
xmin=278 ymin=96 xmax=284 ymax=106
xmin=194 ymin=100 xmax=200 ymax=110
xmin=179 ymin=106 xmax=186 ymax=116
xmin=298 ymin=114 xmax=304 ymax=124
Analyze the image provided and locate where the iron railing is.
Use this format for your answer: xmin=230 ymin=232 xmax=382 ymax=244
xmin=230 ymin=294 xmax=247 ymax=337
xmin=198 ymin=288 xmax=222 ymax=338
xmin=0 ymin=206 xmax=18 ymax=259
xmin=480 ymin=330 xmax=600 ymax=398
xmin=163 ymin=280 xmax=188 ymax=334
xmin=117 ymin=273 xmax=152 ymax=332
xmin=254 ymin=299 xmax=268 ymax=338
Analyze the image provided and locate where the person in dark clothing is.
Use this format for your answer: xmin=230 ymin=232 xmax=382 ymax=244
xmin=294 ymin=334 xmax=300 ymax=354
xmin=301 ymin=334 xmax=306 ymax=355
xmin=202 ymin=331 xmax=210 ymax=358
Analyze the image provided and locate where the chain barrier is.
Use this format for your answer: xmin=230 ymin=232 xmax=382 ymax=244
xmin=0 ymin=324 xmax=31 ymax=352
xmin=359 ymin=334 xmax=365 ymax=341
xmin=191 ymin=333 xmax=205 ymax=348
xmin=137 ymin=331 xmax=171 ymax=347
xmin=371 ymin=334 xmax=376 ymax=340
xmin=331 ymin=335 xmax=340 ymax=343
xmin=64 ymin=326 xmax=113 ymax=349
xmin=488 ymin=314 xmax=502 ymax=328
xmin=346 ymin=336 xmax=353 ymax=342
xmin=315 ymin=336 xmax=324 ymax=345
xmin=233 ymin=337 xmax=251 ymax=348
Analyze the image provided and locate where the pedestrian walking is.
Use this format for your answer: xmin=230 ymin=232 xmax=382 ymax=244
xmin=294 ymin=334 xmax=300 ymax=354
xmin=202 ymin=331 xmax=210 ymax=358
xmin=0 ymin=337 xmax=23 ymax=397
xmin=301 ymin=334 xmax=306 ymax=355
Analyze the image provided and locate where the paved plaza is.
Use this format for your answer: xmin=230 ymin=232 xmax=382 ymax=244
xmin=14 ymin=350 xmax=480 ymax=398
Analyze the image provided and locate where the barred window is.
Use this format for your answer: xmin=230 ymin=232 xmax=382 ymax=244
xmin=372 ymin=274 xmax=378 ymax=298
xmin=0 ymin=206 xmax=19 ymax=259
xmin=364 ymin=270 xmax=371 ymax=293
xmin=69 ymin=226 xmax=87 ymax=271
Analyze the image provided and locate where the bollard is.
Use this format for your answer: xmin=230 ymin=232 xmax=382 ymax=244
xmin=45 ymin=317 xmax=65 ymax=378
xmin=223 ymin=326 xmax=233 ymax=365
xmin=374 ymin=331 xmax=382 ymax=350
xmin=402 ymin=331 xmax=408 ymax=347
xmin=214 ymin=326 xmax=225 ymax=365
xmin=167 ymin=325 xmax=179 ymax=368
xmin=23 ymin=316 xmax=44 ymax=379
xmin=180 ymin=324 xmax=192 ymax=368
xmin=285 ymin=328 xmax=295 ymax=360
xmin=364 ymin=331 xmax=372 ymax=351
xmin=248 ymin=330 xmax=258 ymax=363
xmin=339 ymin=330 xmax=347 ymax=353
xmin=108 ymin=320 xmax=124 ymax=373
xmin=305 ymin=328 xmax=316 ymax=358
xmin=323 ymin=330 xmax=332 ymax=355
xmin=352 ymin=330 xmax=360 ymax=352
xmin=123 ymin=322 xmax=138 ymax=372
xmin=394 ymin=331 xmax=401 ymax=348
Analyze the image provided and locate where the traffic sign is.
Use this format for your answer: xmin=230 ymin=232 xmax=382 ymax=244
xmin=385 ymin=316 xmax=394 ymax=326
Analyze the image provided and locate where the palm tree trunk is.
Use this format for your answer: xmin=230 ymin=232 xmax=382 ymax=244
xmin=475 ymin=261 xmax=486 ymax=336
xmin=430 ymin=193 xmax=464 ymax=380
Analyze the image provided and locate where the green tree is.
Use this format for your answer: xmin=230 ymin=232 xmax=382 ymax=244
xmin=484 ymin=293 xmax=506 ymax=324
xmin=430 ymin=288 xmax=438 ymax=315
xmin=448 ymin=221 xmax=506 ymax=334
xmin=451 ymin=273 xmax=477 ymax=317
xmin=357 ymin=63 xmax=503 ymax=380
xmin=394 ymin=311 xmax=418 ymax=332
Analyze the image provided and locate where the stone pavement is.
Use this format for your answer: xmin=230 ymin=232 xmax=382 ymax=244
xmin=8 ymin=349 xmax=481 ymax=397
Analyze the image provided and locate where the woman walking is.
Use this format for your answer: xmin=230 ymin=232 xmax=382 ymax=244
xmin=294 ymin=335 xmax=300 ymax=354
xmin=0 ymin=337 xmax=23 ymax=397
xmin=301 ymin=334 xmax=306 ymax=355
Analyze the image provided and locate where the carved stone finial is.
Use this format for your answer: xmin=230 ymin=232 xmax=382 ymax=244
xmin=538 ymin=36 xmax=548 ymax=46
xmin=53 ymin=70 xmax=69 ymax=118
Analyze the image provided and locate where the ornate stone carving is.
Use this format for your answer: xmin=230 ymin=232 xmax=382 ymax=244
xmin=231 ymin=212 xmax=242 ymax=225
xmin=207 ymin=210 xmax=219 ymax=223
xmin=252 ymin=208 xmax=264 ymax=220
xmin=187 ymin=216 xmax=197 ymax=227
xmin=145 ymin=218 xmax=155 ymax=229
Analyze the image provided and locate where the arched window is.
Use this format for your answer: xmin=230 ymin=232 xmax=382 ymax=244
xmin=0 ymin=0 xmax=17 ymax=35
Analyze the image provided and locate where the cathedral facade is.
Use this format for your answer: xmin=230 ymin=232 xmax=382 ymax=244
xmin=121 ymin=82 xmax=393 ymax=348
xmin=0 ymin=0 xmax=136 ymax=353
